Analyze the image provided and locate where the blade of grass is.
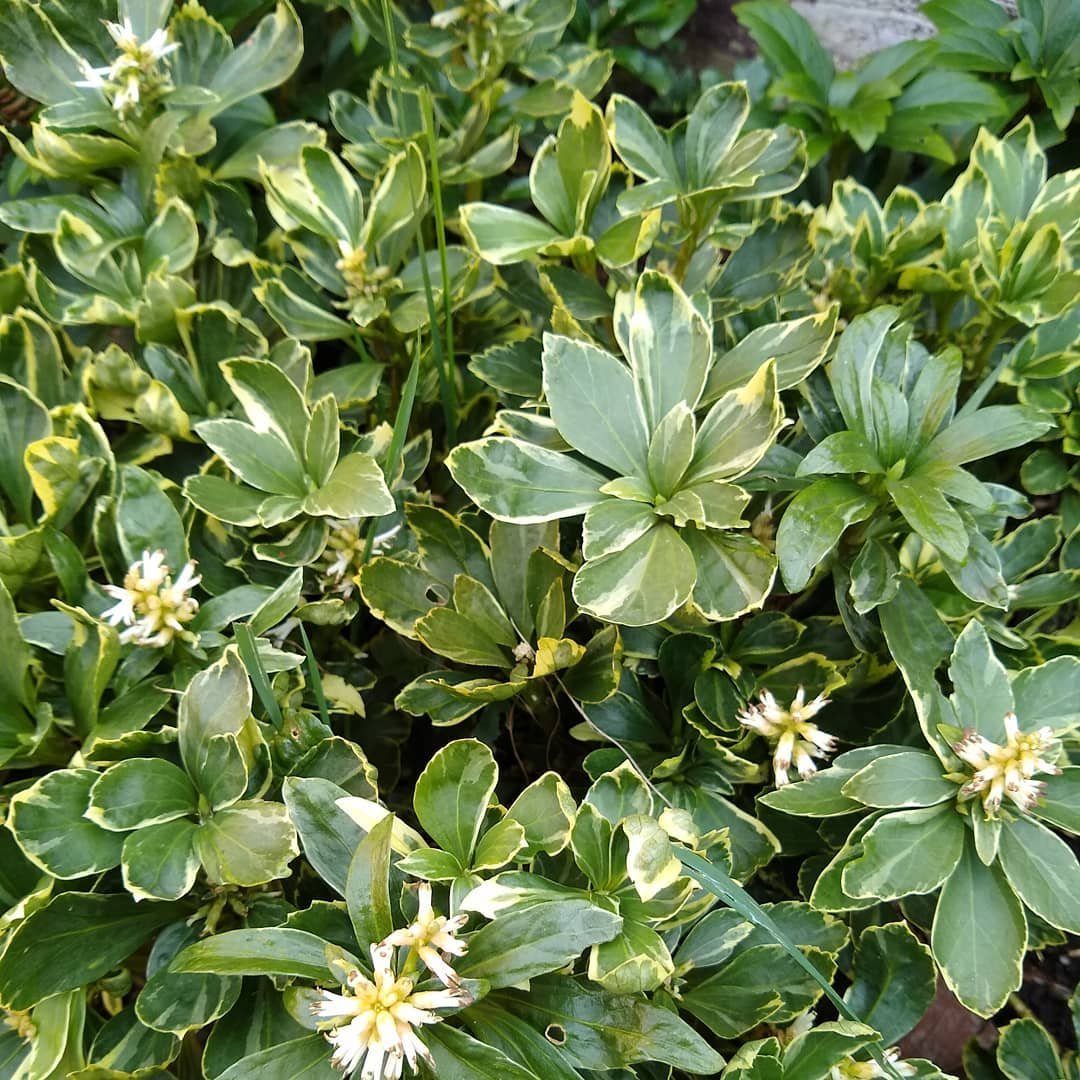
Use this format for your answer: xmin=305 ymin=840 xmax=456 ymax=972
xmin=380 ymin=0 xmax=457 ymax=442
xmin=421 ymin=85 xmax=458 ymax=441
xmin=361 ymin=330 xmax=422 ymax=563
xmin=677 ymin=847 xmax=905 ymax=1079
xmin=235 ymin=622 xmax=283 ymax=729
xmin=299 ymin=624 xmax=330 ymax=728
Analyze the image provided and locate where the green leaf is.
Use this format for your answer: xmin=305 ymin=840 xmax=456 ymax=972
xmin=998 ymin=816 xmax=1080 ymax=933
xmin=86 ymin=1003 xmax=179 ymax=1073
xmin=776 ymin=477 xmax=879 ymax=591
xmin=8 ymin=768 xmax=123 ymax=879
xmin=798 ymin=431 xmax=883 ymax=477
xmin=849 ymin=537 xmax=901 ymax=613
xmin=171 ymin=928 xmax=342 ymax=981
xmin=887 ymin=476 xmax=969 ymax=562
xmin=177 ymin=648 xmax=254 ymax=799
xmin=196 ymin=419 xmax=308 ymax=497
xmin=842 ymin=805 xmax=965 ymax=901
xmin=606 ymin=93 xmax=679 ymax=181
xmin=256 ymin=280 xmax=352 ymax=341
xmin=0 ymin=377 xmax=50 ymax=522
xmin=996 ymin=1018 xmax=1063 ymax=1080
xmin=542 ymin=334 xmax=649 ymax=476
xmin=949 ymin=619 xmax=1014 ymax=741
xmin=302 ymin=452 xmax=394 ymax=519
xmin=1034 ymin=768 xmax=1080 ymax=834
xmin=183 ymin=474 xmax=267 ymax=526
xmin=421 ymin=1023 xmax=542 ymax=1080
xmin=648 ymin=403 xmax=696 ymax=498
xmin=828 ymin=307 xmax=899 ymax=441
xmin=474 ymin=817 xmax=527 ymax=870
xmin=0 ymin=0 xmax=86 ymax=104
xmin=915 ymin=406 xmax=1052 ymax=468
xmin=734 ymin=0 xmax=834 ymax=106
xmin=573 ymin=522 xmax=696 ymax=625
xmin=782 ymin=1022 xmax=881 ymax=1080
xmin=144 ymin=199 xmax=198 ymax=274
xmin=88 ymin=758 xmax=198 ymax=831
xmin=679 ymin=945 xmax=784 ymax=1037
xmin=194 ymin=801 xmax=298 ymax=887
xmin=501 ymin=975 xmax=724 ymax=1074
xmin=221 ymin=357 xmax=310 ymax=457
xmin=136 ymin=923 xmax=242 ymax=1036
xmin=416 ymin=593 xmax=513 ymax=669
xmin=458 ymin=899 xmax=621 ymax=988
xmin=758 ymin=765 xmax=864 ymax=818
xmin=414 ymin=739 xmax=498 ymax=864
xmin=621 ymin=271 xmax=711 ymax=430
xmin=463 ymin=1000 xmax=584 ymax=1080
xmin=490 ymin=520 xmax=559 ymax=641
xmin=706 ymin=308 xmax=838 ymax=401
xmin=841 ymin=752 xmax=957 ymax=809
xmin=843 ymin=923 xmax=936 ymax=1044
xmin=459 ymin=204 xmax=565 ymax=264
xmin=115 ymin=465 xmax=188 ymax=571
xmin=216 ymin=1034 xmax=336 ymax=1080
xmin=931 ymin=838 xmax=1025 ymax=1017
xmin=686 ymin=82 xmax=751 ymax=189
xmin=505 ymin=772 xmax=576 ymax=858
xmin=345 ymin=813 xmax=394 ymax=951
xmin=206 ymin=1 xmax=303 ymax=114
xmin=685 ymin=530 xmax=776 ymax=622
xmin=1011 ymin=656 xmax=1080 ymax=731
xmin=448 ymin=438 xmax=606 ymax=523
xmin=122 ymin=819 xmax=201 ymax=902
xmin=588 ymin=919 xmax=674 ymax=994
xmin=582 ymin=498 xmax=657 ymax=560
xmin=0 ymin=892 xmax=182 ymax=1010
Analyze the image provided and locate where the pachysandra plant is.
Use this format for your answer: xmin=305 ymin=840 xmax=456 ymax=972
xmin=449 ymin=270 xmax=784 ymax=626
xmin=0 ymin=0 xmax=1078 ymax=1075
xmin=776 ymin=306 xmax=1052 ymax=614
xmin=360 ymin=503 xmax=621 ymax=724
xmin=765 ymin=620 xmax=1080 ymax=1017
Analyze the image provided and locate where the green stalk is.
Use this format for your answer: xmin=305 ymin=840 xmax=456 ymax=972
xmin=958 ymin=319 xmax=1011 ymax=416
xmin=299 ymin=623 xmax=330 ymax=728
xmin=361 ymin=330 xmax=422 ymax=563
xmin=678 ymin=848 xmax=905 ymax=1080
xmin=378 ymin=0 xmax=456 ymax=441
xmin=235 ymin=622 xmax=283 ymax=729
xmin=421 ymin=85 xmax=459 ymax=441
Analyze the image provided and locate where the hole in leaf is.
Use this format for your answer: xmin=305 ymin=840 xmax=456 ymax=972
xmin=545 ymin=1024 xmax=567 ymax=1046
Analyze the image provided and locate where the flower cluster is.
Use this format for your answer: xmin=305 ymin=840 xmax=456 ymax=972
xmin=75 ymin=18 xmax=179 ymax=116
xmin=102 ymin=550 xmax=200 ymax=648
xmin=322 ymin=519 xmax=402 ymax=597
xmin=830 ymin=1049 xmax=916 ymax=1078
xmin=738 ymin=687 xmax=837 ymax=786
xmin=954 ymin=711 xmax=1061 ymax=817
xmin=314 ymin=884 xmax=469 ymax=1078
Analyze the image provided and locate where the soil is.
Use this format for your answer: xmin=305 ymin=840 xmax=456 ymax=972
xmin=682 ymin=0 xmax=756 ymax=72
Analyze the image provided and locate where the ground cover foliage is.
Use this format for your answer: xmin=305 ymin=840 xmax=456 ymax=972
xmin=0 ymin=0 xmax=1078 ymax=1077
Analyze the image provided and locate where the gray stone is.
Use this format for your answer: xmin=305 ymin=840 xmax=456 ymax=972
xmin=792 ymin=0 xmax=1017 ymax=67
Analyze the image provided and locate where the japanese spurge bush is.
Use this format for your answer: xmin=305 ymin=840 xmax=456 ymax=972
xmin=0 ymin=0 xmax=1077 ymax=1078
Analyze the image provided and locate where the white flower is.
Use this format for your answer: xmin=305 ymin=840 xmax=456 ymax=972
xmin=102 ymin=550 xmax=200 ymax=648
xmin=322 ymin=519 xmax=367 ymax=597
xmin=313 ymin=944 xmax=464 ymax=1078
xmin=77 ymin=18 xmax=179 ymax=116
xmin=383 ymin=883 xmax=468 ymax=989
xmin=738 ymin=686 xmax=837 ymax=786
xmin=954 ymin=711 xmax=1060 ymax=817
xmin=830 ymin=1048 xmax=916 ymax=1078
